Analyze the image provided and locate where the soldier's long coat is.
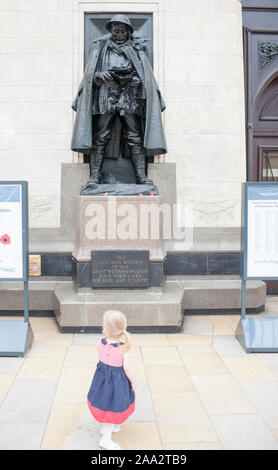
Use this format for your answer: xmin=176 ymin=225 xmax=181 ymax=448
xmin=71 ymin=35 xmax=167 ymax=157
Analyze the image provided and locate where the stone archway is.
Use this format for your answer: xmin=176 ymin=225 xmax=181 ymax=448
xmin=252 ymin=74 xmax=278 ymax=181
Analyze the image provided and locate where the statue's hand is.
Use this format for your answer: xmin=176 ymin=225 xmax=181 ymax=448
xmin=129 ymin=76 xmax=141 ymax=88
xmin=95 ymin=71 xmax=113 ymax=84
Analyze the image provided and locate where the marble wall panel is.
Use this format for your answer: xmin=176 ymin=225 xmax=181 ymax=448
xmin=0 ymin=0 xmax=246 ymax=239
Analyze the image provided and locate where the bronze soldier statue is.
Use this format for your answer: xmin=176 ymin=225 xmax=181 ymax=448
xmin=71 ymin=14 xmax=167 ymax=186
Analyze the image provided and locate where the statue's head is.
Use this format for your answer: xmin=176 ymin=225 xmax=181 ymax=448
xmin=105 ymin=14 xmax=133 ymax=44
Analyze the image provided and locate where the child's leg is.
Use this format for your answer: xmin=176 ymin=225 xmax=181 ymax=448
xmin=113 ymin=425 xmax=121 ymax=433
xmin=100 ymin=423 xmax=121 ymax=434
xmin=99 ymin=423 xmax=121 ymax=450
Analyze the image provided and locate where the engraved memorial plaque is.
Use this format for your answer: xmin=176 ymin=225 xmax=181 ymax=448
xmin=91 ymin=250 xmax=150 ymax=288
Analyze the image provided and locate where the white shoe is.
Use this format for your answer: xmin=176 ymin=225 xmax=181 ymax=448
xmin=99 ymin=437 xmax=122 ymax=450
xmin=100 ymin=424 xmax=121 ymax=435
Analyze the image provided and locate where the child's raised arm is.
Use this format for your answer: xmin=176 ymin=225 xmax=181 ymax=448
xmin=123 ymin=353 xmax=136 ymax=391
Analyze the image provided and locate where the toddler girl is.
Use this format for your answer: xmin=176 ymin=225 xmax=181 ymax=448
xmin=87 ymin=310 xmax=136 ymax=450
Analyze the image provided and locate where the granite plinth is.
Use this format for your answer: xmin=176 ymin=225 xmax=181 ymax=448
xmin=53 ymin=280 xmax=185 ymax=333
xmin=72 ymin=195 xmax=165 ymax=263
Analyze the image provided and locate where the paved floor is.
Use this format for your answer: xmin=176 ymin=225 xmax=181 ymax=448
xmin=1 ymin=298 xmax=278 ymax=450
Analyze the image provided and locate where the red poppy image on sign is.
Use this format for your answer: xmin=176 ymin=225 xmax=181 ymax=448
xmin=0 ymin=234 xmax=11 ymax=245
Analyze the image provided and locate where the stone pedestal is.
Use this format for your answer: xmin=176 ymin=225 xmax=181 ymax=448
xmin=53 ymin=190 xmax=186 ymax=331
xmin=54 ymin=280 xmax=185 ymax=333
xmin=72 ymin=195 xmax=167 ymax=288
xmin=72 ymin=195 xmax=165 ymax=261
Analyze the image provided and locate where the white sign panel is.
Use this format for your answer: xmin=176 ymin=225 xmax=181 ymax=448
xmin=0 ymin=184 xmax=23 ymax=279
xmin=247 ymin=186 xmax=278 ymax=278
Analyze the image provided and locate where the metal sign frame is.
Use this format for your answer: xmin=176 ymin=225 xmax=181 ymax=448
xmin=0 ymin=181 xmax=29 ymax=321
xmin=0 ymin=181 xmax=32 ymax=356
xmin=241 ymin=181 xmax=278 ymax=316
xmin=241 ymin=181 xmax=278 ymax=282
xmin=238 ymin=182 xmax=278 ymax=352
xmin=0 ymin=181 xmax=28 ymax=282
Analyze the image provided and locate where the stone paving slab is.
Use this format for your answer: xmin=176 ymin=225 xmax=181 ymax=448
xmin=256 ymin=353 xmax=278 ymax=373
xmin=182 ymin=317 xmax=214 ymax=336
xmin=240 ymin=382 xmax=278 ymax=429
xmin=129 ymin=382 xmax=156 ymax=422
xmin=0 ymin=312 xmax=278 ymax=450
xmin=210 ymin=415 xmax=278 ymax=450
xmin=41 ymin=403 xmax=85 ymax=450
xmin=0 ymin=357 xmax=24 ymax=374
xmin=191 ymin=375 xmax=257 ymax=415
xmin=61 ymin=407 xmax=100 ymax=450
xmin=212 ymin=335 xmax=246 ymax=355
xmin=0 ymin=422 xmax=46 ymax=450
xmin=0 ymin=378 xmax=57 ymax=423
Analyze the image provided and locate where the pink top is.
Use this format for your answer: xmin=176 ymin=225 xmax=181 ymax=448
xmin=98 ymin=338 xmax=124 ymax=367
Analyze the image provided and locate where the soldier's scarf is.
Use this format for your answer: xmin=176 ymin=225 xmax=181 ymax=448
xmin=106 ymin=39 xmax=145 ymax=86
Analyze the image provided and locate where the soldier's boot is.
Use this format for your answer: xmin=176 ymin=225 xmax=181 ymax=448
xmin=131 ymin=153 xmax=153 ymax=185
xmin=90 ymin=153 xmax=104 ymax=184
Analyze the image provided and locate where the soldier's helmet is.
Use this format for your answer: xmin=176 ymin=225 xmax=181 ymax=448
xmin=105 ymin=14 xmax=134 ymax=34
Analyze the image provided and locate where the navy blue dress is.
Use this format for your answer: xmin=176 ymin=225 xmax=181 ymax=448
xmin=87 ymin=339 xmax=135 ymax=424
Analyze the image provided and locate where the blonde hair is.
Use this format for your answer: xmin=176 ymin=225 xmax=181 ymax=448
xmin=102 ymin=310 xmax=131 ymax=353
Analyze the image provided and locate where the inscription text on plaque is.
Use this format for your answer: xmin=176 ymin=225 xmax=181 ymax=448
xmin=91 ymin=250 xmax=150 ymax=288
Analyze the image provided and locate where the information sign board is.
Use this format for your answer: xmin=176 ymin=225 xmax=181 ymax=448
xmin=0 ymin=181 xmax=32 ymax=357
xmin=238 ymin=182 xmax=278 ymax=353
xmin=0 ymin=182 xmax=28 ymax=281
xmin=242 ymin=182 xmax=278 ymax=279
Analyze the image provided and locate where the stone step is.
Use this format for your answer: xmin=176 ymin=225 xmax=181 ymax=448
xmin=54 ymin=281 xmax=185 ymax=332
xmin=0 ymin=278 xmax=70 ymax=313
xmin=0 ymin=277 xmax=266 ymax=326
xmin=166 ymin=277 xmax=266 ymax=313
